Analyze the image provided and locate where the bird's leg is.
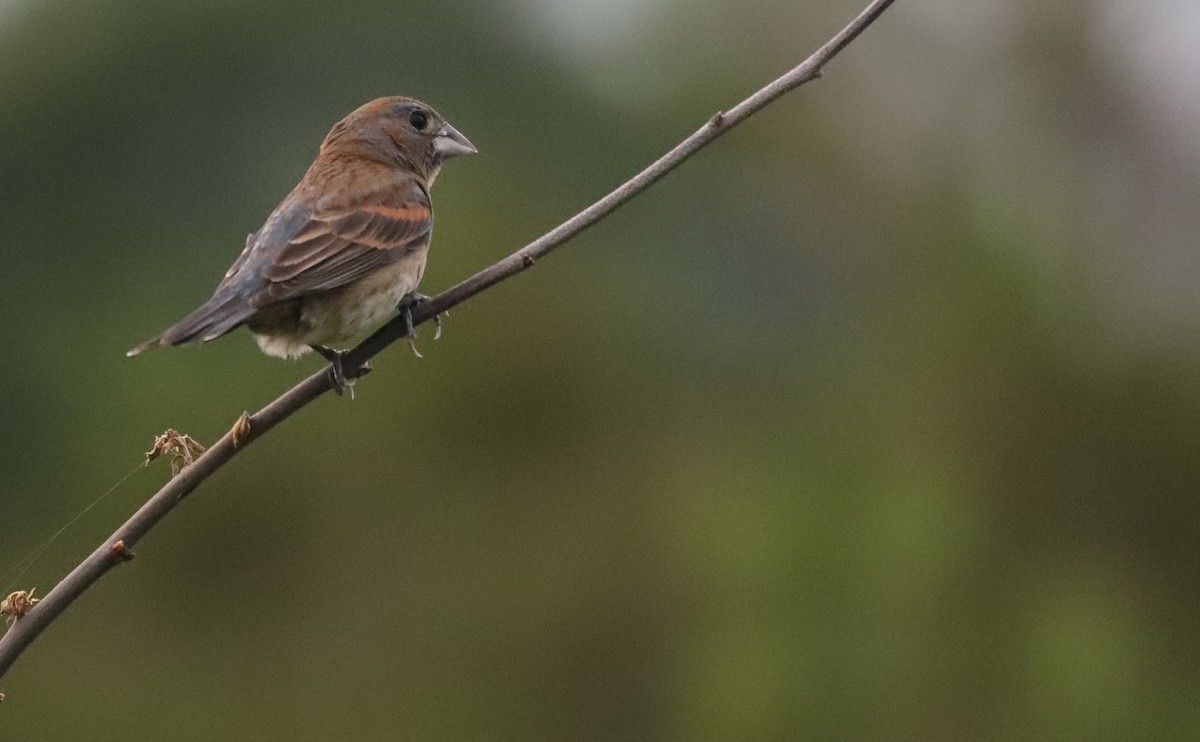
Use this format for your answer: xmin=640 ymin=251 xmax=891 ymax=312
xmin=311 ymin=345 xmax=348 ymax=394
xmin=396 ymin=292 xmax=445 ymax=357
xmin=311 ymin=345 xmax=371 ymax=397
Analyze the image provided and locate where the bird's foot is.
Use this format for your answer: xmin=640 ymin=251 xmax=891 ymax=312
xmin=397 ymin=293 xmax=446 ymax=357
xmin=311 ymin=345 xmax=372 ymax=398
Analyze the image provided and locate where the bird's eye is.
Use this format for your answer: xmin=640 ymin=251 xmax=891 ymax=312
xmin=409 ymin=110 xmax=428 ymax=131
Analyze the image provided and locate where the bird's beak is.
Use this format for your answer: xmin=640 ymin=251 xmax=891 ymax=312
xmin=433 ymin=123 xmax=477 ymax=158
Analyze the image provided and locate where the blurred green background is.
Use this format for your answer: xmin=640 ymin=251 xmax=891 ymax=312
xmin=2 ymin=0 xmax=1199 ymax=738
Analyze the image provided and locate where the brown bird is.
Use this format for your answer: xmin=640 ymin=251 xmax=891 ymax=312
xmin=128 ymin=96 xmax=476 ymax=387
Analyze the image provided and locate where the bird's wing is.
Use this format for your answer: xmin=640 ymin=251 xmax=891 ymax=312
xmin=249 ymin=178 xmax=432 ymax=305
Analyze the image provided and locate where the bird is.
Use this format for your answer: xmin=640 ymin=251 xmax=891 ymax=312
xmin=127 ymin=96 xmax=476 ymax=389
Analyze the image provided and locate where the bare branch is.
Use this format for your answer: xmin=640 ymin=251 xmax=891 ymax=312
xmin=0 ymin=0 xmax=897 ymax=684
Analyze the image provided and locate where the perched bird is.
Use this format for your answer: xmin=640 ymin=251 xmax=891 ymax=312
xmin=127 ymin=96 xmax=476 ymax=387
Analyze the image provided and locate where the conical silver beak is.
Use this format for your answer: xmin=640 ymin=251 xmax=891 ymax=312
xmin=434 ymin=123 xmax=477 ymax=157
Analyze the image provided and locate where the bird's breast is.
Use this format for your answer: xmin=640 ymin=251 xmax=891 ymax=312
xmin=251 ymin=245 xmax=430 ymax=358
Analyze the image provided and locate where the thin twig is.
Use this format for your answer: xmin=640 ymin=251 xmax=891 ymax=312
xmin=0 ymin=0 xmax=896 ymax=683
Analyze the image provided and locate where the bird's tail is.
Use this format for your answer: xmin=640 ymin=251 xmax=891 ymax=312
xmin=126 ymin=290 xmax=256 ymax=357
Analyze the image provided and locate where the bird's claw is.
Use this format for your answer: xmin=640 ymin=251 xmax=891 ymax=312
xmin=397 ymin=292 xmax=447 ymax=357
xmin=311 ymin=346 xmax=371 ymax=398
xmin=403 ymin=304 xmax=422 ymax=359
xmin=433 ymin=308 xmax=447 ymax=341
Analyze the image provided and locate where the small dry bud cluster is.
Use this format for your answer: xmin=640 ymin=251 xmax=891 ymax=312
xmin=1 ymin=589 xmax=40 ymax=625
xmin=145 ymin=429 xmax=206 ymax=476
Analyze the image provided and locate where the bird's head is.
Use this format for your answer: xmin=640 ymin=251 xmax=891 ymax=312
xmin=321 ymin=96 xmax=477 ymax=183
